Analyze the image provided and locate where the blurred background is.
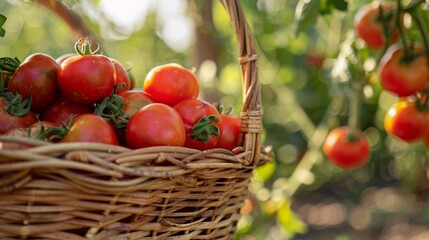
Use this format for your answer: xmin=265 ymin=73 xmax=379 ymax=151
xmin=1 ymin=0 xmax=429 ymax=239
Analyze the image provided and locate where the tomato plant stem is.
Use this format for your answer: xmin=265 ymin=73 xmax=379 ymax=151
xmin=396 ymin=0 xmax=411 ymax=57
xmin=410 ymin=8 xmax=429 ymax=63
xmin=346 ymin=82 xmax=362 ymax=141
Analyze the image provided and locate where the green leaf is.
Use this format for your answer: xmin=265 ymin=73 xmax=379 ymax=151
xmin=293 ymin=0 xmax=321 ymax=36
xmin=277 ymin=200 xmax=307 ymax=238
xmin=0 ymin=14 xmax=6 ymax=37
xmin=254 ymin=161 xmax=276 ymax=181
xmin=320 ymin=0 xmax=348 ymax=15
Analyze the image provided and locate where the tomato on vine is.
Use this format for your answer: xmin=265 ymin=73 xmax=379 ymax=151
xmin=378 ymin=44 xmax=428 ymax=97
xmin=174 ymin=99 xmax=223 ymax=150
xmin=384 ymin=99 xmax=426 ymax=142
xmin=354 ymin=1 xmax=402 ymax=49
xmin=323 ymin=126 xmax=370 ymax=169
xmin=57 ymin=38 xmax=116 ymax=105
xmin=143 ymin=63 xmax=199 ymax=106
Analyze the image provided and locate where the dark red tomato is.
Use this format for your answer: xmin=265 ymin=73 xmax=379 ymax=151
xmin=7 ymin=53 xmax=59 ymax=112
xmin=0 ymin=97 xmax=37 ymax=134
xmin=61 ymin=114 xmax=119 ymax=145
xmin=40 ymin=96 xmax=92 ymax=125
xmin=126 ymin=103 xmax=186 ymax=149
xmin=23 ymin=53 xmax=58 ymax=70
xmin=117 ymin=90 xmax=152 ymax=117
xmin=57 ymin=54 xmax=116 ymax=105
xmin=384 ymin=100 xmax=426 ymax=142
xmin=143 ymin=63 xmax=199 ymax=106
xmin=174 ymin=99 xmax=223 ymax=150
xmin=216 ymin=115 xmax=241 ymax=151
xmin=354 ymin=1 xmax=402 ymax=48
xmin=55 ymin=53 xmax=76 ymax=65
xmin=378 ymin=44 xmax=428 ymax=97
xmin=111 ymin=58 xmax=131 ymax=93
xmin=323 ymin=126 xmax=370 ymax=169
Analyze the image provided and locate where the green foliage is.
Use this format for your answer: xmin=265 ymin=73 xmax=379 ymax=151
xmin=293 ymin=0 xmax=348 ymax=36
xmin=293 ymin=0 xmax=321 ymax=36
xmin=0 ymin=14 xmax=6 ymax=37
xmin=320 ymin=0 xmax=348 ymax=14
xmin=277 ymin=200 xmax=307 ymax=237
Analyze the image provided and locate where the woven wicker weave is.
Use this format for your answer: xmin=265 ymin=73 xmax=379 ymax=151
xmin=0 ymin=0 xmax=271 ymax=239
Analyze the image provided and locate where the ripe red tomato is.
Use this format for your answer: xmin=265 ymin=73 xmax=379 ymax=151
xmin=354 ymin=1 xmax=401 ymax=48
xmin=143 ymin=63 xmax=199 ymax=106
xmin=61 ymin=114 xmax=119 ymax=145
xmin=57 ymin=54 xmax=116 ymax=105
xmin=384 ymin=100 xmax=426 ymax=142
xmin=40 ymin=96 xmax=92 ymax=125
xmin=0 ymin=97 xmax=37 ymax=134
xmin=111 ymin=58 xmax=131 ymax=93
xmin=117 ymin=90 xmax=152 ymax=117
xmin=216 ymin=115 xmax=241 ymax=151
xmin=378 ymin=44 xmax=428 ymax=97
xmin=174 ymin=99 xmax=223 ymax=150
xmin=323 ymin=126 xmax=370 ymax=169
xmin=125 ymin=103 xmax=186 ymax=149
xmin=7 ymin=53 xmax=59 ymax=112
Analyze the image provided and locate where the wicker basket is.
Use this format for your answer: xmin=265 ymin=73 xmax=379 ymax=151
xmin=0 ymin=0 xmax=272 ymax=239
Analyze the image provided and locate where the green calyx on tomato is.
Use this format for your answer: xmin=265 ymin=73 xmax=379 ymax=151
xmin=93 ymin=83 xmax=129 ymax=129
xmin=0 ymin=57 xmax=21 ymax=77
xmin=190 ymin=115 xmax=220 ymax=143
xmin=74 ymin=37 xmax=101 ymax=56
xmin=32 ymin=118 xmax=72 ymax=142
xmin=0 ymin=92 xmax=32 ymax=117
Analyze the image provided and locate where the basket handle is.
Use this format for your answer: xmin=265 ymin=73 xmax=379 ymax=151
xmin=220 ymin=0 xmax=262 ymax=166
xmin=35 ymin=0 xmax=263 ymax=166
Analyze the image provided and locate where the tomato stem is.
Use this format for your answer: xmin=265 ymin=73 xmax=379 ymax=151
xmin=409 ymin=8 xmax=429 ymax=64
xmin=346 ymin=83 xmax=362 ymax=141
xmin=35 ymin=118 xmax=72 ymax=142
xmin=74 ymin=37 xmax=101 ymax=56
xmin=190 ymin=115 xmax=220 ymax=143
xmin=393 ymin=0 xmax=413 ymax=58
xmin=213 ymin=101 xmax=234 ymax=115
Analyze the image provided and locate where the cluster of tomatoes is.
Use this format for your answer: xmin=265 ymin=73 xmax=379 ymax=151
xmin=0 ymin=38 xmax=241 ymax=152
xmin=323 ymin=1 xmax=429 ymax=170
xmin=356 ymin=2 xmax=429 ymax=146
